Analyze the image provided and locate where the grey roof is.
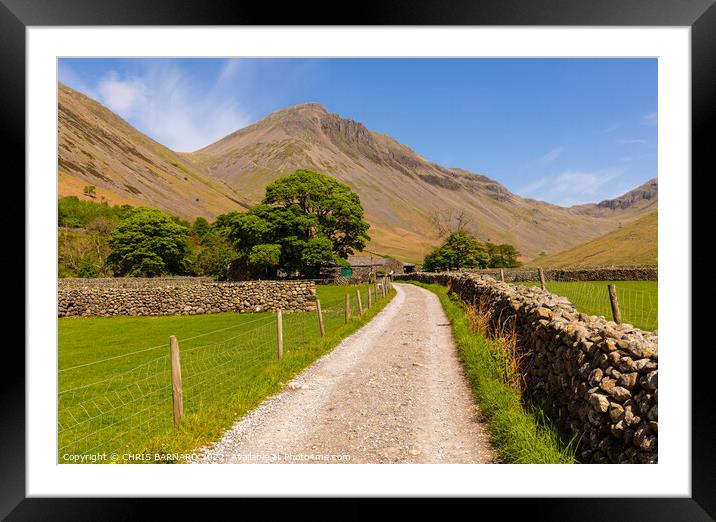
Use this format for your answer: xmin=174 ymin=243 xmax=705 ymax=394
xmin=346 ymin=255 xmax=390 ymax=267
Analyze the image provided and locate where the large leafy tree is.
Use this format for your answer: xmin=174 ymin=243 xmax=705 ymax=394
xmin=486 ymin=242 xmax=521 ymax=268
xmin=107 ymin=208 xmax=192 ymax=277
xmin=423 ymin=231 xmax=489 ymax=271
xmin=227 ymin=169 xmax=370 ymax=278
xmin=192 ymin=231 xmax=237 ymax=279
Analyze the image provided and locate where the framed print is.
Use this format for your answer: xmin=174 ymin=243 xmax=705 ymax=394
xmin=6 ymin=0 xmax=715 ymax=519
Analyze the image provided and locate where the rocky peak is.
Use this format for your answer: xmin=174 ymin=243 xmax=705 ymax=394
xmin=320 ymin=112 xmax=375 ymax=149
xmin=596 ymin=178 xmax=658 ymax=210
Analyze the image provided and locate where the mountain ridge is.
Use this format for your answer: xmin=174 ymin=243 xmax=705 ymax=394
xmin=58 ymin=86 xmax=657 ymax=263
xmin=58 ymin=83 xmax=250 ymax=219
xmin=571 ymin=178 xmax=658 ymax=218
xmin=189 ymin=102 xmax=656 ymax=262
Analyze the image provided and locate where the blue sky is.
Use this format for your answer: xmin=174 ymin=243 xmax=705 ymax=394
xmin=59 ymin=58 xmax=657 ymax=206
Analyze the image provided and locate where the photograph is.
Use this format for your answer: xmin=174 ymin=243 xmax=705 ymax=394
xmin=56 ymin=57 xmax=658 ymax=466
xmin=8 ymin=4 xmax=713 ymax=518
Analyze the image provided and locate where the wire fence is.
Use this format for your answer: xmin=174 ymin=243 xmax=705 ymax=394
xmin=58 ymin=280 xmax=394 ymax=462
xmin=513 ymin=271 xmax=658 ymax=332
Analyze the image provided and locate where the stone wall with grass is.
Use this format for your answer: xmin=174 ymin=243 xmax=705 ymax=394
xmin=460 ymin=266 xmax=658 ymax=282
xmin=58 ymin=277 xmax=317 ymax=317
xmin=397 ymin=272 xmax=658 ymax=464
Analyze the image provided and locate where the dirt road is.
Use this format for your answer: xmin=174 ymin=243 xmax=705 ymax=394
xmin=196 ymin=283 xmax=497 ymax=464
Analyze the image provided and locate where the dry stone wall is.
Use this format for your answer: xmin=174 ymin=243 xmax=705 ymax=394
xmin=461 ymin=266 xmax=657 ymax=282
xmin=397 ymin=272 xmax=658 ymax=464
xmin=58 ymin=278 xmax=317 ymax=317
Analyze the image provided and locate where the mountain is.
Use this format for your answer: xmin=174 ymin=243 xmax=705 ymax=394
xmin=58 ymin=88 xmax=657 ymax=263
xmin=186 ymin=103 xmax=656 ymax=262
xmin=571 ymin=178 xmax=658 ymax=219
xmin=524 ymin=211 xmax=658 ymax=268
xmin=58 ymin=83 xmax=248 ymax=219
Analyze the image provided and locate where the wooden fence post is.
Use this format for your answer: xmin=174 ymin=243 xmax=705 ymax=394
xmin=345 ymin=293 xmax=351 ymax=323
xmin=538 ymin=267 xmax=546 ymax=290
xmin=316 ymin=299 xmax=325 ymax=337
xmin=500 ymin=269 xmax=505 ymax=282
xmin=277 ymin=309 xmax=284 ymax=359
xmin=169 ymin=335 xmax=183 ymax=428
xmin=367 ymin=284 xmax=373 ymax=308
xmin=356 ymin=289 xmax=363 ymax=315
xmin=608 ymin=284 xmax=622 ymax=324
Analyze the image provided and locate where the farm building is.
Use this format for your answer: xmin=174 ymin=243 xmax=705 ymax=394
xmin=226 ymin=254 xmax=406 ymax=282
xmin=323 ymin=255 xmax=405 ymax=282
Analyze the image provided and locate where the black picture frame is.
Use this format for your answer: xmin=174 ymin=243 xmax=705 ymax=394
xmin=6 ymin=0 xmax=713 ymax=519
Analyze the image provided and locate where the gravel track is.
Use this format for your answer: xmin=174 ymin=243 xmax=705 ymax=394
xmin=195 ymin=283 xmax=498 ymax=464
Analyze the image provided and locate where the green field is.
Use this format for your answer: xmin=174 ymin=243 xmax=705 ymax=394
xmin=514 ymin=280 xmax=657 ymax=331
xmin=58 ymin=283 xmax=393 ymax=463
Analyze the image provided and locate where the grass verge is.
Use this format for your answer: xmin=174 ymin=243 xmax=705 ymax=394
xmin=405 ymin=281 xmax=577 ymax=464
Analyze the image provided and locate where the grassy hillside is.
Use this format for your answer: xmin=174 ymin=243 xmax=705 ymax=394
xmin=526 ymin=211 xmax=657 ymax=268
xmin=58 ymin=83 xmax=248 ymax=220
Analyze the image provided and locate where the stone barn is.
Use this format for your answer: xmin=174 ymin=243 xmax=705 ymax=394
xmin=324 ymin=255 xmax=405 ymax=282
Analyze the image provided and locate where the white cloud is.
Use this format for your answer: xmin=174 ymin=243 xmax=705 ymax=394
xmin=217 ymin=59 xmax=242 ymax=84
xmin=540 ymin=147 xmax=563 ymax=165
xmin=96 ymin=74 xmax=147 ymax=117
xmin=618 ymin=139 xmax=648 ymax=145
xmin=641 ymin=111 xmax=657 ymax=125
xmin=518 ymin=168 xmax=625 ymax=206
xmin=602 ymin=123 xmax=620 ymax=134
xmin=59 ymin=62 xmax=96 ymax=98
xmin=71 ymin=60 xmax=251 ymax=152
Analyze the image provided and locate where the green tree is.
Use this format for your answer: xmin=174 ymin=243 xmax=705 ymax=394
xmin=248 ymin=244 xmax=282 ymax=271
xmin=58 ymin=196 xmax=134 ymax=228
xmin=213 ymin=211 xmax=242 ymax=235
xmin=228 ymin=169 xmax=370 ymax=278
xmin=486 ymin=242 xmax=521 ymax=268
xmin=262 ymin=169 xmax=370 ymax=258
xmin=193 ymin=232 xmax=238 ymax=279
xmin=423 ymin=246 xmax=452 ymax=272
xmin=192 ymin=217 xmax=211 ymax=240
xmin=107 ymin=208 xmax=191 ymax=277
xmin=423 ymin=231 xmax=489 ymax=271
